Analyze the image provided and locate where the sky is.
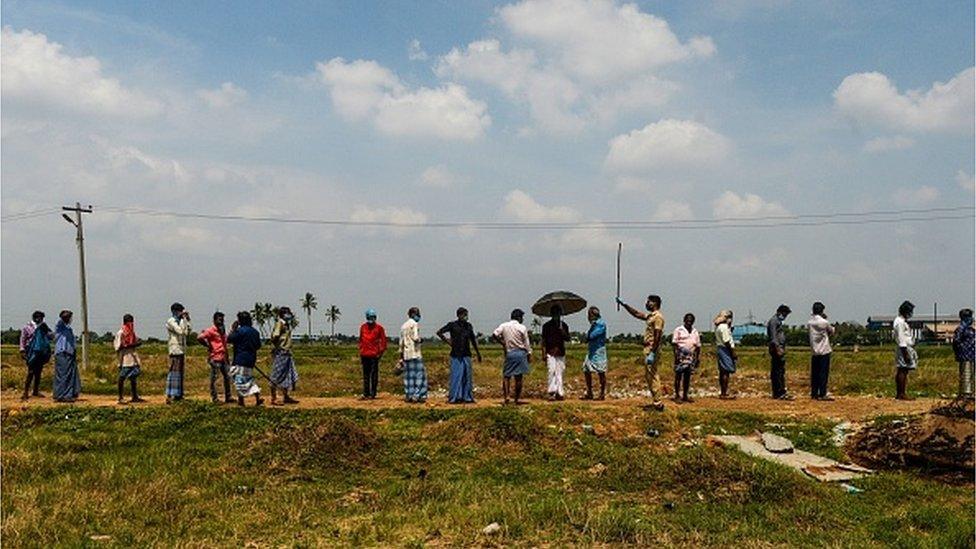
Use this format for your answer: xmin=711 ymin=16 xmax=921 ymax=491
xmin=1 ymin=0 xmax=974 ymax=338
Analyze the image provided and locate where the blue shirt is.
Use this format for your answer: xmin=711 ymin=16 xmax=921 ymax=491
xmin=228 ymin=325 xmax=262 ymax=367
xmin=55 ymin=320 xmax=75 ymax=355
xmin=954 ymin=324 xmax=975 ymax=363
xmin=586 ymin=318 xmax=607 ymax=358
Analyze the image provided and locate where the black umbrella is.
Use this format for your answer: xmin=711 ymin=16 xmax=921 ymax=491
xmin=531 ymin=291 xmax=587 ymax=317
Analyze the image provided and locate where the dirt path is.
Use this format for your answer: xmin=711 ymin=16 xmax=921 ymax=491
xmin=1 ymin=390 xmax=943 ymax=422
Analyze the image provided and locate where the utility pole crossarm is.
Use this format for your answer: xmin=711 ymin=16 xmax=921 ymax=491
xmin=62 ymin=203 xmax=93 ymax=370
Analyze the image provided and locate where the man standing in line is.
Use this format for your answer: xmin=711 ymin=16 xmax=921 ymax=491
xmin=714 ymin=310 xmax=737 ymax=399
xmin=198 ymin=312 xmax=234 ymax=404
xmin=808 ymin=302 xmax=836 ymax=401
xmin=582 ymin=306 xmax=608 ymax=401
xmin=358 ymin=309 xmax=387 ymax=400
xmin=53 ymin=310 xmax=81 ymax=403
xmin=114 ymin=314 xmax=144 ymax=404
xmin=437 ymin=307 xmax=482 ymax=404
xmin=766 ymin=304 xmax=794 ymax=400
xmin=20 ymin=310 xmax=52 ymax=400
xmin=953 ymin=308 xmax=974 ymax=399
xmin=492 ymin=309 xmax=532 ymax=405
xmin=671 ymin=313 xmax=701 ymax=404
xmin=228 ymin=311 xmax=263 ymax=407
xmin=541 ymin=305 xmax=570 ymax=401
xmin=893 ymin=300 xmax=917 ymax=400
xmin=165 ymin=303 xmax=191 ymax=404
xmin=269 ymin=306 xmax=299 ymax=406
xmin=400 ymin=307 xmax=427 ymax=403
xmin=618 ymin=295 xmax=666 ymax=410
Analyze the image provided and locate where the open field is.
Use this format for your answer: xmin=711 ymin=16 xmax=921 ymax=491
xmin=0 ymin=342 xmax=964 ymax=402
xmin=2 ymin=343 xmax=972 ymax=547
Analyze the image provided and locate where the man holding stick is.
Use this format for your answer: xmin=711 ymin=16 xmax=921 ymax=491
xmin=617 ymin=295 xmax=665 ymax=410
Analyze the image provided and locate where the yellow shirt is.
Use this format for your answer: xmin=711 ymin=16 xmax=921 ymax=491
xmin=643 ymin=310 xmax=665 ymax=354
xmin=271 ymin=319 xmax=293 ymax=352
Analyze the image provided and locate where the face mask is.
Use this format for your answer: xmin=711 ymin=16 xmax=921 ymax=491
xmin=411 ymin=314 xmax=421 ymax=322
xmin=964 ymin=318 xmax=973 ymax=327
xmin=366 ymin=318 xmax=375 ymax=324
xmin=283 ymin=314 xmax=293 ymax=322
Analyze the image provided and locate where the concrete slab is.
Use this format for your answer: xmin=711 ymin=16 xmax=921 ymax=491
xmin=711 ymin=433 xmax=873 ymax=482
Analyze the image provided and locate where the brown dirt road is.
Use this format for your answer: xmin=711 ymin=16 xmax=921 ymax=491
xmin=1 ymin=390 xmax=943 ymax=422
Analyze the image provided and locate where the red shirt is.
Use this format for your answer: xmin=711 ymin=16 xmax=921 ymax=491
xmin=359 ymin=322 xmax=388 ymax=358
xmin=197 ymin=325 xmax=228 ymax=362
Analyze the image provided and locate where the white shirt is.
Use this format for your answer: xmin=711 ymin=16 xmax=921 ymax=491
xmin=807 ymin=314 xmax=835 ymax=356
xmin=114 ymin=329 xmax=141 ymax=367
xmin=715 ymin=323 xmax=734 ymax=348
xmin=166 ymin=317 xmax=191 ymax=355
xmin=399 ymin=318 xmax=422 ymax=360
xmin=492 ymin=320 xmax=532 ymax=353
xmin=893 ymin=315 xmax=914 ymax=348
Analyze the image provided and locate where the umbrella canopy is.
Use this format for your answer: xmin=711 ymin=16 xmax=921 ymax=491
xmin=531 ymin=291 xmax=587 ymax=317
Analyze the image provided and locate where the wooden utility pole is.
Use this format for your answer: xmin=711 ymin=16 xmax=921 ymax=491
xmin=62 ymin=203 xmax=92 ymax=370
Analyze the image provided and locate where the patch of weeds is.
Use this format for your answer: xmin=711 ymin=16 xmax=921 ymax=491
xmin=246 ymin=416 xmax=378 ymax=476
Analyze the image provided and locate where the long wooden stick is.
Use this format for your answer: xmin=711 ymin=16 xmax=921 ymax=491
xmin=616 ymin=242 xmax=622 ymax=311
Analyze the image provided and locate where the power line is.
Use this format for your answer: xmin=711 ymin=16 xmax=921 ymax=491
xmin=3 ymin=204 xmax=973 ymax=230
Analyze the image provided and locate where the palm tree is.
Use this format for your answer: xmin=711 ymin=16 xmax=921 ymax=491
xmin=300 ymin=292 xmax=318 ymax=340
xmin=251 ymin=302 xmax=268 ymax=337
xmin=324 ymin=305 xmax=341 ymax=343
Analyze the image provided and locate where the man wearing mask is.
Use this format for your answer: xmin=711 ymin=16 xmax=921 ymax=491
xmin=165 ymin=303 xmax=192 ymax=404
xmin=893 ymin=300 xmax=917 ymax=400
xmin=437 ymin=307 xmax=482 ymax=404
xmin=582 ymin=307 xmax=608 ymax=401
xmin=400 ymin=307 xmax=427 ymax=403
xmin=618 ymin=294 xmax=666 ymax=411
xmin=807 ymin=302 xmax=835 ymax=401
xmin=269 ymin=306 xmax=299 ymax=405
xmin=198 ymin=311 xmax=234 ymax=404
xmin=952 ymin=308 xmax=974 ymax=398
xmin=358 ymin=309 xmax=387 ymax=400
xmin=53 ymin=310 xmax=82 ymax=402
xmin=20 ymin=310 xmax=53 ymax=401
xmin=766 ymin=304 xmax=794 ymax=400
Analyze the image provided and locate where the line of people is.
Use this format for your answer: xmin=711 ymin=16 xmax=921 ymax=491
xmin=16 ymin=297 xmax=976 ymax=406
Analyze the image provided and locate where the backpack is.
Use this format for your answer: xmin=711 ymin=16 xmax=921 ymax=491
xmin=26 ymin=326 xmax=52 ymax=366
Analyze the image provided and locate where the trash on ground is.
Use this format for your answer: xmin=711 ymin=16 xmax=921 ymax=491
xmin=482 ymin=522 xmax=501 ymax=535
xmin=761 ymin=432 xmax=794 ymax=453
xmin=840 ymin=483 xmax=864 ymax=494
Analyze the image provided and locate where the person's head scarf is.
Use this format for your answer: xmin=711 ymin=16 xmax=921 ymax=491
xmin=713 ymin=310 xmax=732 ymax=326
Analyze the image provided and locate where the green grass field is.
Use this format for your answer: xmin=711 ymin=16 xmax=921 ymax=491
xmin=1 ymin=343 xmax=972 ymax=547
xmin=0 ymin=341 xmax=963 ymax=400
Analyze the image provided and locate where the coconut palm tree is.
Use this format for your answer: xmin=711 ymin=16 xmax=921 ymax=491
xmin=251 ymin=302 xmax=268 ymax=337
xmin=324 ymin=305 xmax=341 ymax=343
xmin=300 ymin=292 xmax=318 ymax=340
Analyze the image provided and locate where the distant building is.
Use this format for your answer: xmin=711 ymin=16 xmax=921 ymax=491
xmin=732 ymin=323 xmax=765 ymax=343
xmin=866 ymin=315 xmax=961 ymax=343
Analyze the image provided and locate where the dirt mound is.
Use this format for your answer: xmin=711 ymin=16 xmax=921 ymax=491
xmin=847 ymin=398 xmax=974 ymax=473
xmin=248 ymin=417 xmax=377 ymax=474
xmin=426 ymin=409 xmax=543 ymax=449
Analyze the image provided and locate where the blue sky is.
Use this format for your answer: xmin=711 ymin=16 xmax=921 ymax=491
xmin=2 ymin=0 xmax=973 ymax=337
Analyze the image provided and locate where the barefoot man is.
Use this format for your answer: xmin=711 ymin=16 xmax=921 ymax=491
xmin=617 ymin=295 xmax=665 ymax=410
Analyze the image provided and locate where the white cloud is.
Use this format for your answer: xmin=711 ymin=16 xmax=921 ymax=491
xmin=712 ymin=191 xmax=789 ymax=219
xmin=612 ymin=176 xmax=654 ymax=194
xmin=317 ymin=57 xmax=490 ymax=140
xmin=419 ymin=165 xmax=465 ymax=188
xmin=605 ymin=119 xmax=730 ymax=173
xmin=1 ymin=27 xmax=162 ymax=118
xmin=709 ymin=248 xmax=789 ymax=275
xmin=498 ymin=0 xmax=714 ymax=83
xmin=349 ymin=205 xmax=429 ymax=236
xmin=502 ymin=189 xmax=578 ymax=222
xmin=956 ymin=170 xmax=975 ymax=193
xmin=862 ymin=135 xmax=914 ymax=153
xmin=893 ymin=185 xmax=939 ymax=206
xmin=435 ymin=0 xmax=710 ymax=134
xmin=651 ymin=200 xmax=694 ymax=221
xmin=197 ymin=82 xmax=247 ymax=108
xmin=408 ymin=39 xmax=428 ymax=61
xmin=833 ymin=67 xmax=975 ymax=134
